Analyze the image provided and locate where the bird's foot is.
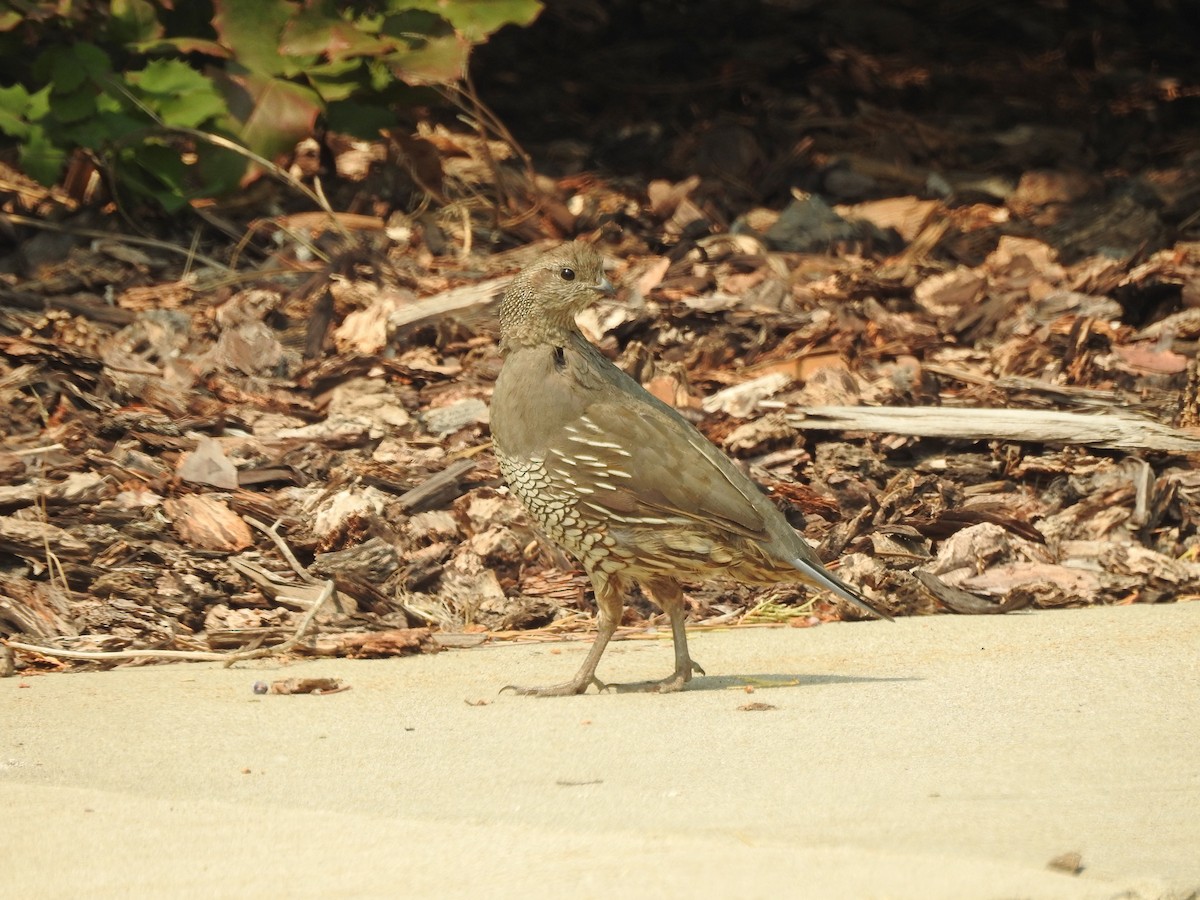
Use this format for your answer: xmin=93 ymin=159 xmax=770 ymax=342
xmin=615 ymin=660 xmax=706 ymax=694
xmin=500 ymin=675 xmax=610 ymax=697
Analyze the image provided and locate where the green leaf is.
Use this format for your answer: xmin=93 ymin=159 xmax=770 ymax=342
xmin=128 ymin=59 xmax=212 ymax=96
xmin=131 ymin=143 xmax=191 ymax=192
xmin=149 ymin=189 xmax=191 ymax=213
xmin=384 ymin=32 xmax=469 ymax=85
xmin=381 ymin=9 xmax=454 ymax=43
xmin=38 ymin=43 xmax=112 ymax=93
xmin=392 ymin=0 xmax=543 ymax=42
xmin=69 ymin=108 xmax=148 ymax=147
xmin=95 ymin=91 xmax=128 ymax=117
xmin=160 ymin=91 xmax=229 ymax=129
xmin=127 ymin=62 xmax=230 ymax=128
xmin=224 ymin=72 xmax=322 ymax=163
xmin=132 ymin=37 xmax=232 ymax=58
xmin=375 ymin=10 xmax=472 ymax=83
xmin=113 ymin=146 xmax=194 ymax=212
xmin=303 ymin=56 xmax=372 ymax=103
xmin=211 ymin=0 xmax=295 ymax=76
xmin=20 ymin=125 xmax=68 ymax=185
xmin=281 ymin=13 xmax=393 ymax=61
xmin=0 ymin=84 xmax=32 ymax=138
xmin=49 ymin=88 xmax=99 ymax=125
xmin=364 ymin=57 xmax=400 ymax=92
xmin=109 ymin=0 xmax=163 ymax=44
xmin=0 ymin=0 xmax=545 ymax=200
xmin=196 ymin=142 xmax=252 ymax=196
xmin=25 ymin=85 xmax=53 ymax=121
xmin=325 ymin=98 xmax=397 ymax=139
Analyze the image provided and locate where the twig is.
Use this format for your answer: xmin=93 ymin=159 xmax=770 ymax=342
xmin=10 ymin=443 xmax=66 ymax=456
xmin=126 ymin=126 xmax=345 ymax=236
xmin=786 ymin=405 xmax=1200 ymax=453
xmin=182 ymin=225 xmax=203 ymax=282
xmin=0 ymin=284 xmax=137 ymax=326
xmin=222 ymin=581 xmax=335 ymax=667
xmin=227 ymin=517 xmax=339 ymax=660
xmin=0 ymin=212 xmax=229 ymax=271
xmin=4 ymin=642 xmax=228 ymax=663
xmin=230 ymin=216 xmax=331 ymax=270
xmin=35 ymin=496 xmax=70 ymax=601
xmin=4 ymin=580 xmax=335 ymax=672
xmin=244 ymin=515 xmax=321 ymax=583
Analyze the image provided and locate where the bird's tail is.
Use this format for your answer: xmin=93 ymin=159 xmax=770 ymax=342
xmin=790 ymin=556 xmax=894 ymax=621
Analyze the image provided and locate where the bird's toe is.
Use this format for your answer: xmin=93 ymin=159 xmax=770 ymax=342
xmin=500 ymin=675 xmax=609 ymax=697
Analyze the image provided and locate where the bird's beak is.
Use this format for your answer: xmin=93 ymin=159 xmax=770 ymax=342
xmin=595 ymin=275 xmax=616 ymax=296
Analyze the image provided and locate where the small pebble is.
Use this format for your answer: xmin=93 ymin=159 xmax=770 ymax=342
xmin=252 ymin=681 xmax=268 ymax=695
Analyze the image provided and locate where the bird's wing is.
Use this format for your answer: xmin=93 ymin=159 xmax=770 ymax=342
xmin=557 ymin=392 xmax=774 ymax=540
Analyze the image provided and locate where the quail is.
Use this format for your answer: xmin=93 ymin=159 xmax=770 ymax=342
xmin=490 ymin=243 xmax=890 ymax=695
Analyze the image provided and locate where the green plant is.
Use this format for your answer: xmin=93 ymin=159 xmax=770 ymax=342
xmin=0 ymin=0 xmax=542 ymax=210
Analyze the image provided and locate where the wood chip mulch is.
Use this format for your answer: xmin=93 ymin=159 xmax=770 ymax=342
xmin=2 ymin=2 xmax=1198 ymax=672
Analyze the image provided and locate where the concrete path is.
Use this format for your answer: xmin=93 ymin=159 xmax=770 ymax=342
xmin=3 ymin=603 xmax=1198 ymax=899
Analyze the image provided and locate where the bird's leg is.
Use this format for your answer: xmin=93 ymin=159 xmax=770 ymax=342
xmin=502 ymin=579 xmax=623 ymax=696
xmin=639 ymin=578 xmax=704 ymax=693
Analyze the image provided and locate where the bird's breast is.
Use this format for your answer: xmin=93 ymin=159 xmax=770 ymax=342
xmin=493 ymin=344 xmax=598 ymax=459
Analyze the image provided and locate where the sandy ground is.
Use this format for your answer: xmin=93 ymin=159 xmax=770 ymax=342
xmin=3 ymin=602 xmax=1198 ymax=899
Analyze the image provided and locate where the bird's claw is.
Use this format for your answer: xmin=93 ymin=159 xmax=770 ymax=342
xmin=609 ymin=660 xmax=705 ymax=694
xmin=499 ymin=675 xmax=610 ymax=697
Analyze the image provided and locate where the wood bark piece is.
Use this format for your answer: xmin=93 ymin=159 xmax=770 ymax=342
xmin=702 ymin=372 xmax=792 ymax=417
xmin=311 ymin=536 xmax=400 ymax=585
xmin=0 ymin=517 xmax=91 ymax=559
xmin=264 ymin=677 xmax=349 ymax=695
xmin=913 ymin=570 xmax=1032 ymax=614
xmin=788 ymin=406 xmax=1200 ymax=452
xmin=163 ymin=495 xmax=253 ymax=551
xmin=388 ymin=276 xmax=506 ymax=332
xmin=310 ymin=627 xmax=438 ymax=658
xmin=396 ymin=458 xmax=476 ymax=513
xmin=0 ymin=285 xmax=136 ymax=326
xmin=229 ymin=559 xmax=329 ymax=609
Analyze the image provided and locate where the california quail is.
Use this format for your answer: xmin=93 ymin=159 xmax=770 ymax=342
xmin=491 ymin=243 xmax=891 ymax=695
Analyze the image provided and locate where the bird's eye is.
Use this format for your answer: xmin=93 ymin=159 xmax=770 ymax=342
xmin=559 ymin=267 xmax=576 ymax=281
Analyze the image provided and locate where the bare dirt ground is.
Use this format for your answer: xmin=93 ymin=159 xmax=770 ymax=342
xmin=2 ymin=0 xmax=1198 ymax=677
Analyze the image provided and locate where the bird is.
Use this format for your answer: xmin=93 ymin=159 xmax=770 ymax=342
xmin=490 ymin=243 xmax=891 ymax=695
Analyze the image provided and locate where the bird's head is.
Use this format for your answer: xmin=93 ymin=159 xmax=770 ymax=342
xmin=499 ymin=243 xmax=614 ymax=349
